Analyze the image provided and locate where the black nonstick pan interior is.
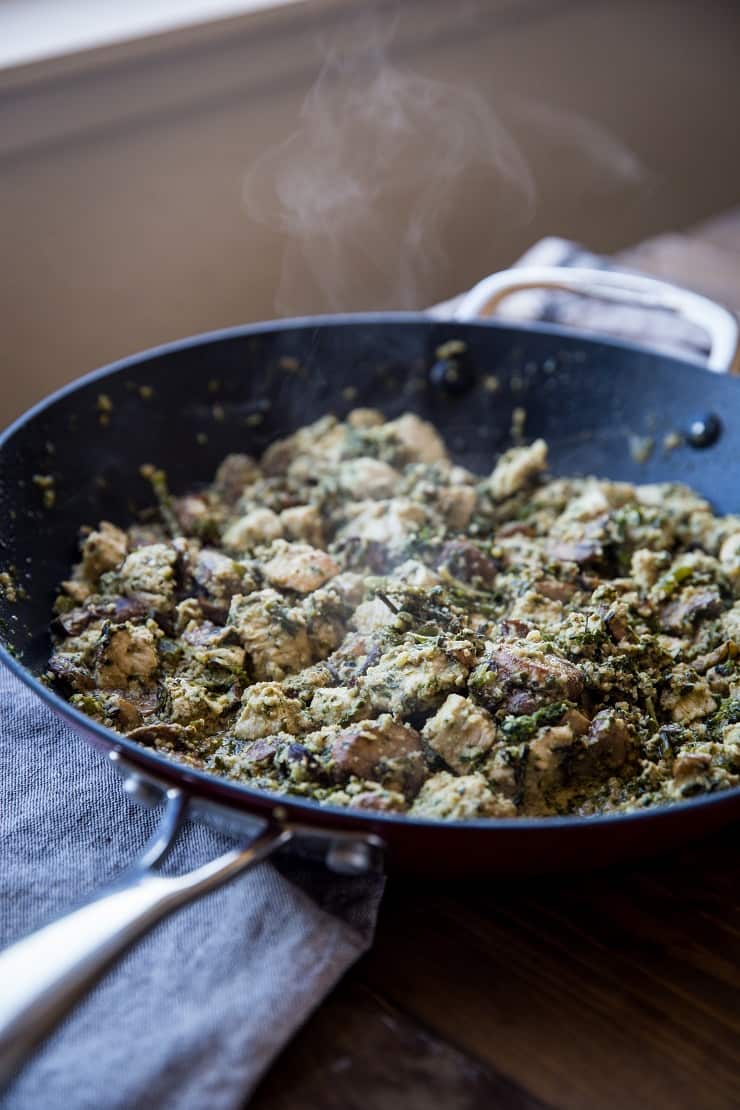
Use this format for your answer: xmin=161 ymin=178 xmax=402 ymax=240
xmin=2 ymin=313 xmax=739 ymax=673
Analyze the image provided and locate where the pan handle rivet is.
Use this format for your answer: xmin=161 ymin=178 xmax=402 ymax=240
xmin=429 ymin=340 xmax=475 ymax=394
xmin=122 ymin=774 xmax=163 ymax=808
xmin=686 ymin=413 xmax=721 ymax=448
xmin=326 ymin=839 xmax=373 ymax=875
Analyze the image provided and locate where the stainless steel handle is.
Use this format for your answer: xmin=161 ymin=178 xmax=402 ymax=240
xmin=0 ymin=787 xmax=291 ymax=1091
xmin=453 ymin=266 xmax=740 ymax=375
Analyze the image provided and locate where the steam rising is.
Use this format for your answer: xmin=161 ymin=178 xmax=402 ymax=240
xmin=509 ymin=98 xmax=650 ymax=191
xmin=244 ymin=16 xmax=650 ymax=315
xmin=244 ymin=23 xmax=534 ymax=314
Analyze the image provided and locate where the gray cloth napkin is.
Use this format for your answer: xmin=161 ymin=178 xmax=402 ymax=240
xmin=0 ymin=236 xmax=716 ymax=1109
xmin=432 ymin=235 xmax=715 ymax=363
xmin=0 ymin=667 xmax=385 ymax=1109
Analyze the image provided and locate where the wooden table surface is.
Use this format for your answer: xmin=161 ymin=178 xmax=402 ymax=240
xmin=251 ymin=212 xmax=740 ymax=1110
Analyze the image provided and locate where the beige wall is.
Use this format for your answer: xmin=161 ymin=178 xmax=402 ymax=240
xmin=1 ymin=0 xmax=739 ymax=421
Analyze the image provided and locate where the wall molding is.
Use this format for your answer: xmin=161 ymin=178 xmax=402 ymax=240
xmin=0 ymin=0 xmax=568 ymax=162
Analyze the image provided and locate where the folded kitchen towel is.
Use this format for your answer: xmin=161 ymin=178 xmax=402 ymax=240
xmin=431 ymin=235 xmax=715 ymax=363
xmin=0 ymin=237 xmax=719 ymax=1110
xmin=0 ymin=668 xmax=385 ymax=1110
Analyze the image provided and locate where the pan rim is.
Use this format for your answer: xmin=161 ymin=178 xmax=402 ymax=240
xmin=2 ymin=312 xmax=739 ymax=835
xmin=0 ymin=310 xmax=721 ymax=446
xmin=4 ymin=645 xmax=740 ymax=834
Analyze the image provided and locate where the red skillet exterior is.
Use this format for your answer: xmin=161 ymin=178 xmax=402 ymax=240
xmin=35 ymin=676 xmax=740 ymax=877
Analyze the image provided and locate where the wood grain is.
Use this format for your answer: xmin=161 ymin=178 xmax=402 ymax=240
xmin=359 ymin=831 xmax=740 ymax=1110
xmin=252 ymin=983 xmax=549 ymax=1110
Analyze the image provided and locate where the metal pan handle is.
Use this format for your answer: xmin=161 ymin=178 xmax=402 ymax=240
xmin=0 ymin=786 xmax=290 ymax=1092
xmin=453 ymin=266 xmax=740 ymax=375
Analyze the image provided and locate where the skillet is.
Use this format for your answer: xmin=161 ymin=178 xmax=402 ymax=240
xmin=0 ymin=266 xmax=739 ymax=1083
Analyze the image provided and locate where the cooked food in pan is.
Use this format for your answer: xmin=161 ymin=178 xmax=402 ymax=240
xmin=48 ymin=409 xmax=740 ymax=819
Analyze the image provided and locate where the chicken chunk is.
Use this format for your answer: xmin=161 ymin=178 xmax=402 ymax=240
xmin=523 ymin=722 xmax=579 ymax=806
xmin=361 ymin=643 xmax=469 ymax=715
xmin=81 ymin=522 xmax=128 ymax=579
xmin=234 ymin=682 xmax=307 ymax=740
xmin=347 ymin=407 xmax=385 ymax=429
xmin=307 ymin=685 xmax=371 ymax=727
xmin=262 ymin=415 xmax=346 ymax=474
xmin=222 ymin=508 xmax=283 ymax=553
xmin=410 ymin=772 xmax=516 ymax=819
xmin=119 ymin=544 xmax=177 ymax=611
xmin=337 ymin=498 xmax=428 ymax=547
xmin=390 ymin=560 xmax=442 ymax=589
xmin=162 ymin=675 xmax=236 ymax=724
xmin=280 ymin=504 xmax=324 ymax=546
xmin=436 ymin=484 xmax=476 ymax=529
xmin=263 ymin=541 xmax=339 ymax=594
xmin=335 ymin=458 xmax=399 ymax=499
xmin=350 ymin=597 xmax=397 ymax=634
xmin=661 ymin=672 xmax=717 ymax=724
xmin=228 ymin=589 xmax=312 ymax=680
xmin=385 ymin=413 xmax=447 ymax=464
xmin=94 ymin=621 xmax=160 ymax=689
xmin=301 ymin=577 xmax=360 ymax=657
xmin=582 ymin=710 xmax=632 ymax=771
xmin=488 ymin=439 xmax=547 ymax=500
xmin=630 ymin=548 xmax=669 ymax=591
xmin=422 ymin=694 xmax=498 ymax=773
